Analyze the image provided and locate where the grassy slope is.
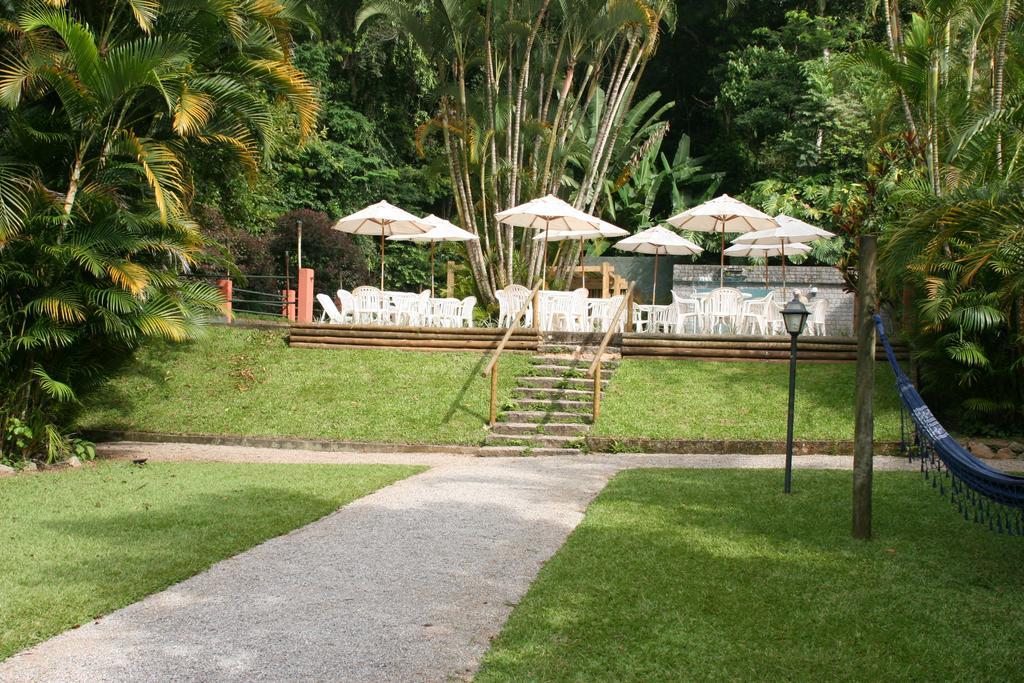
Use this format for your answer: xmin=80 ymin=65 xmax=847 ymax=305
xmin=78 ymin=326 xmax=529 ymax=445
xmin=592 ymin=359 xmax=903 ymax=441
xmin=0 ymin=461 xmax=422 ymax=660
xmin=478 ymin=469 xmax=1024 ymax=682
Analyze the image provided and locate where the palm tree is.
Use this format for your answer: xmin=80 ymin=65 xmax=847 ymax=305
xmin=0 ymin=0 xmax=319 ymax=460
xmin=357 ymin=0 xmax=676 ymax=302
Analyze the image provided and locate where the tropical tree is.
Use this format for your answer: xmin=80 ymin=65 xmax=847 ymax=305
xmin=850 ymin=0 xmax=1024 ymax=429
xmin=0 ymin=0 xmax=319 ymax=461
xmin=356 ymin=0 xmax=677 ymax=304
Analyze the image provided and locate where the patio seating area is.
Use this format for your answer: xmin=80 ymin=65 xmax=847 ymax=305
xmin=318 ymin=287 xmax=476 ymax=328
xmin=315 ymin=283 xmax=829 ymax=336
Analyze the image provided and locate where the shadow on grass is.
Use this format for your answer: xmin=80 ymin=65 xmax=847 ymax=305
xmin=477 ymin=469 xmax=1024 ymax=682
xmin=441 ymin=351 xmax=490 ymax=425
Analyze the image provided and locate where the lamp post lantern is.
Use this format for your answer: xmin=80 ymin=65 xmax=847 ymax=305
xmin=781 ymin=294 xmax=810 ymax=494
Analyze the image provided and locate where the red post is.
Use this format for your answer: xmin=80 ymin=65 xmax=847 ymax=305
xmin=216 ymin=278 xmax=233 ymax=322
xmin=280 ymin=289 xmax=297 ymax=321
xmin=297 ymin=267 xmax=314 ymax=324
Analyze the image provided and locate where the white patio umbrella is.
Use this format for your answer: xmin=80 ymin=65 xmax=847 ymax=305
xmin=723 ymin=242 xmax=812 ymax=289
xmin=388 ymin=215 xmax=478 ymax=296
xmin=667 ymin=194 xmax=778 ymax=288
xmin=533 ymin=222 xmax=629 ymax=289
xmin=731 ymin=214 xmax=835 ymax=296
xmin=494 ymin=194 xmax=606 ymax=288
xmin=332 ymin=200 xmax=434 ymax=290
xmin=613 ymin=226 xmax=703 ymax=303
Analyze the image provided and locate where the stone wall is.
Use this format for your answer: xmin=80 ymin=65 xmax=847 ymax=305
xmin=672 ymin=263 xmax=854 ymax=335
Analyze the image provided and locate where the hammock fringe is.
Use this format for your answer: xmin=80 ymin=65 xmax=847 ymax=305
xmin=874 ymin=315 xmax=1024 ymax=536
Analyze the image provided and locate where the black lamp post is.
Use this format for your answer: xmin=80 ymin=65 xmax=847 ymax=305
xmin=781 ymin=294 xmax=810 ymax=494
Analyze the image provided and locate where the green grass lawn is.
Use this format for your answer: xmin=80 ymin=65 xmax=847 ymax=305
xmin=592 ymin=359 xmax=903 ymax=441
xmin=77 ymin=325 xmax=529 ymax=445
xmin=0 ymin=461 xmax=422 ymax=660
xmin=478 ymin=469 xmax=1024 ymax=681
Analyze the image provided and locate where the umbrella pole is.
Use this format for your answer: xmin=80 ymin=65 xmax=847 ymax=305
xmin=379 ymin=231 xmax=385 ymax=291
xmin=429 ymin=241 xmax=435 ymax=298
xmin=764 ymin=258 xmax=769 ymax=290
xmin=653 ymin=251 xmax=659 ymax=304
xmin=579 ymin=238 xmax=585 ymax=291
xmin=542 ymin=224 xmax=550 ymax=290
xmin=719 ymin=227 xmax=726 ymax=288
xmin=781 ymin=243 xmax=787 ymax=299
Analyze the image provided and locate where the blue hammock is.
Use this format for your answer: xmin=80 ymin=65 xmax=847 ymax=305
xmin=874 ymin=314 xmax=1024 ymax=534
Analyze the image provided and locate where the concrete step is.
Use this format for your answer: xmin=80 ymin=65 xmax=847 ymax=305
xmin=537 ymin=344 xmax=622 ymax=356
xmin=513 ymin=398 xmax=592 ymax=412
xmin=484 ymin=434 xmax=586 ymax=448
xmin=513 ymin=387 xmax=593 ymax=400
xmin=498 ymin=410 xmax=590 ymax=424
xmin=516 ymin=376 xmax=609 ymax=389
xmin=530 ymin=355 xmax=619 ymax=368
xmin=478 ymin=446 xmax=583 ymax=457
xmin=488 ymin=422 xmax=590 ymax=436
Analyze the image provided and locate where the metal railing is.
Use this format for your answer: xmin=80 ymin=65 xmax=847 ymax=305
xmin=482 ymin=281 xmax=544 ymax=426
xmin=587 ymin=281 xmax=636 ymax=422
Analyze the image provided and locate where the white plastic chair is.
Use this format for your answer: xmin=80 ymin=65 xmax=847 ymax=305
xmin=496 ymin=289 xmax=511 ymax=327
xmin=587 ymin=297 xmax=624 ymax=332
xmin=457 ymin=296 xmax=476 ymax=327
xmin=336 ymin=290 xmax=358 ymax=324
xmin=352 ymin=286 xmax=383 ymax=323
xmin=807 ymin=299 xmax=828 ymax=336
xmin=704 ymin=288 xmax=744 ymax=334
xmin=388 ymin=292 xmax=424 ymax=326
xmin=739 ymin=291 xmax=775 ymax=336
xmin=505 ymin=284 xmax=533 ymax=327
xmin=317 ymin=294 xmax=345 ymax=324
xmin=428 ymin=298 xmax=462 ymax=327
xmin=668 ymin=291 xmax=702 ymax=334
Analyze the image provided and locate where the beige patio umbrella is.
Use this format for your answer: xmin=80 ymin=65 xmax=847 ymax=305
xmin=332 ymin=201 xmax=434 ymax=290
xmin=533 ymin=221 xmax=629 ymax=289
xmin=731 ymin=214 xmax=835 ymax=296
xmin=613 ymin=226 xmax=703 ymax=303
xmin=494 ymin=194 xmax=606 ymax=288
xmin=723 ymin=242 xmax=812 ymax=289
xmin=667 ymin=194 xmax=778 ymax=288
xmin=388 ymin=215 xmax=478 ymax=296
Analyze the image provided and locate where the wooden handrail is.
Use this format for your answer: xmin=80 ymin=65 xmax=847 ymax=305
xmin=587 ymin=281 xmax=635 ymax=379
xmin=588 ymin=281 xmax=636 ymax=423
xmin=482 ymin=281 xmax=544 ymax=426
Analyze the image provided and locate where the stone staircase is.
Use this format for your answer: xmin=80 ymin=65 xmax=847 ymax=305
xmin=480 ymin=344 xmax=620 ymax=456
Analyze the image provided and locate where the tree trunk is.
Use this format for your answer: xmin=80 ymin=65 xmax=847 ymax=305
xmin=853 ymin=234 xmax=878 ymax=540
xmin=994 ymin=0 xmax=1013 ymax=172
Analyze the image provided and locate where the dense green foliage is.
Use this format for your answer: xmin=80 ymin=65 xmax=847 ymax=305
xmin=76 ymin=326 xmax=528 ymax=445
xmin=0 ymin=461 xmax=422 ymax=660
xmin=478 ymin=468 xmax=1024 ymax=681
xmin=0 ymin=1 xmax=318 ymax=461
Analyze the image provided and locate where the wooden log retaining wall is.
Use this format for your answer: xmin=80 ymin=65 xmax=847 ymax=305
xmin=621 ymin=332 xmax=910 ymax=363
xmin=289 ymin=323 xmax=542 ymax=353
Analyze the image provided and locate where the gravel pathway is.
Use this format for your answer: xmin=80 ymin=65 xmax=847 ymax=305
xmin=1 ymin=443 xmax=923 ymax=682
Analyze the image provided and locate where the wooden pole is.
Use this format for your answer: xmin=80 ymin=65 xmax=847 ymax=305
xmin=379 ymin=231 xmax=385 ymax=290
xmin=719 ymin=226 xmax=726 ymax=288
xmin=429 ymin=241 xmax=436 ymax=297
xmin=601 ymin=262 xmax=611 ymax=298
xmin=541 ymin=224 xmax=550 ymax=289
xmin=593 ymin=364 xmax=602 ymax=422
xmin=652 ymin=252 xmax=660 ymax=304
xmin=625 ymin=287 xmax=635 ymax=332
xmin=579 ymin=238 xmax=585 ymax=291
xmin=489 ymin=361 xmax=499 ymax=427
xmin=532 ymin=288 xmax=540 ymax=329
xmin=853 ymin=234 xmax=878 ymax=540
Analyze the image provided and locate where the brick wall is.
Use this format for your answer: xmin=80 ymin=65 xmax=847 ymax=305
xmin=672 ymin=263 xmax=854 ymax=335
